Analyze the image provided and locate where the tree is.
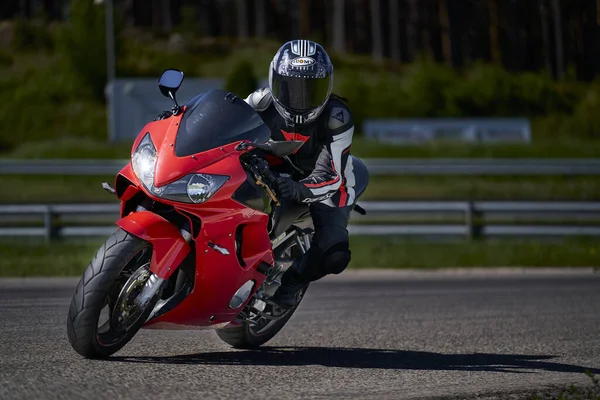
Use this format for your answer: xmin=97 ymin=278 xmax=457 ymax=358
xmin=420 ymin=2 xmax=433 ymax=59
xmin=332 ymin=0 xmax=345 ymax=53
xmin=235 ymin=0 xmax=248 ymax=39
xmin=369 ymin=0 xmax=383 ymax=61
xmin=255 ymin=0 xmax=266 ymax=37
xmin=151 ymin=0 xmax=161 ymax=30
xmin=300 ymin=0 xmax=310 ymax=38
xmin=550 ymin=0 xmax=564 ymax=79
xmin=160 ymin=0 xmax=172 ymax=30
xmin=388 ymin=0 xmax=401 ymax=63
xmin=225 ymin=60 xmax=257 ymax=96
xmin=439 ymin=0 xmax=452 ymax=65
xmin=488 ymin=0 xmax=500 ymax=63
xmin=539 ymin=0 xmax=553 ymax=72
xmin=406 ymin=0 xmax=419 ymax=60
xmin=353 ymin=0 xmax=368 ymax=53
xmin=218 ymin=0 xmax=233 ymax=37
xmin=57 ymin=0 xmax=109 ymax=99
xmin=120 ymin=0 xmax=135 ymax=27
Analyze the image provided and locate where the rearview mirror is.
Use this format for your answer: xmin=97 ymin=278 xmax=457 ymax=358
xmin=158 ymin=69 xmax=184 ymax=112
xmin=158 ymin=69 xmax=184 ymax=96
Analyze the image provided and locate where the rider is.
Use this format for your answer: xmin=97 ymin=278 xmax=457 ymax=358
xmin=245 ymin=40 xmax=357 ymax=309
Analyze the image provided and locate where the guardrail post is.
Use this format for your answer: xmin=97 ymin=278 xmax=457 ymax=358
xmin=466 ymin=201 xmax=482 ymax=240
xmin=44 ymin=205 xmax=57 ymax=243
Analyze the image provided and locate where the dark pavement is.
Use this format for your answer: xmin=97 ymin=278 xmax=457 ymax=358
xmin=0 ymin=270 xmax=599 ymax=400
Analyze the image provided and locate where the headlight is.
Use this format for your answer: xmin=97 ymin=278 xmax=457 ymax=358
xmin=159 ymin=173 xmax=229 ymax=204
xmin=132 ymin=133 xmax=157 ymax=191
xmin=131 ymin=133 xmax=229 ymax=204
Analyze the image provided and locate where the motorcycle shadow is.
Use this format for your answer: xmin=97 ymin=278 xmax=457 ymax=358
xmin=111 ymin=346 xmax=600 ymax=374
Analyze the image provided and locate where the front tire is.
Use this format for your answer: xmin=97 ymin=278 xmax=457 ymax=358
xmin=66 ymin=229 xmax=155 ymax=359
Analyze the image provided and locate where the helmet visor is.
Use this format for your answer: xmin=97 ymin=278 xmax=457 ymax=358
xmin=271 ymin=74 xmax=332 ymax=112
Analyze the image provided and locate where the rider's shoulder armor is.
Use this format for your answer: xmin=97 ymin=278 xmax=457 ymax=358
xmin=244 ymin=87 xmax=273 ymax=112
xmin=322 ymin=97 xmax=354 ymax=134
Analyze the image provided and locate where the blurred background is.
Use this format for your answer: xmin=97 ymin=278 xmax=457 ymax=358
xmin=0 ymin=0 xmax=599 ymax=276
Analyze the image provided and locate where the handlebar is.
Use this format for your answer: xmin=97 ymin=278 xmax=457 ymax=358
xmin=255 ymin=158 xmax=277 ymax=184
xmin=241 ymin=154 xmax=276 ymax=183
xmin=240 ymin=153 xmax=280 ymax=206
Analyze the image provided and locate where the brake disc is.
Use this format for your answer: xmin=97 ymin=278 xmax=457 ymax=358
xmin=112 ymin=264 xmax=151 ymax=331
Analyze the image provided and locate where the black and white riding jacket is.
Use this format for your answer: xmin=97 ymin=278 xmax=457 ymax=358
xmin=245 ymin=87 xmax=356 ymax=207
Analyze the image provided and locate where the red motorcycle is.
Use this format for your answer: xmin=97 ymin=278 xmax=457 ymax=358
xmin=66 ymin=69 xmax=369 ymax=358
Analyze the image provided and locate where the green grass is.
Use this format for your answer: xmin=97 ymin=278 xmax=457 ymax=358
xmin=348 ymin=237 xmax=600 ymax=269
xmin=364 ymin=175 xmax=600 ymax=201
xmin=0 ymin=239 xmax=103 ymax=277
xmin=0 ymin=175 xmax=117 ymax=203
xmin=526 ymin=371 xmax=600 ymax=400
xmin=0 ymin=236 xmax=597 ymax=277
xmin=1 ymin=174 xmax=598 ymax=204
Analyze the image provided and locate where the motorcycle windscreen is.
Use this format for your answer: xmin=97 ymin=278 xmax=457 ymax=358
xmin=174 ymin=89 xmax=272 ymax=157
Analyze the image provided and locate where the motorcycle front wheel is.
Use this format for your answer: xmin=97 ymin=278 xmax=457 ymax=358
xmin=66 ymin=228 xmax=159 ymax=359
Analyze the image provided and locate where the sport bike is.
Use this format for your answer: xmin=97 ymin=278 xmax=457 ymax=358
xmin=66 ymin=69 xmax=369 ymax=358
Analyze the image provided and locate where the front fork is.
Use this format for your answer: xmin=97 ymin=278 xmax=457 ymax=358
xmin=116 ymin=209 xmax=192 ymax=281
xmin=115 ymin=209 xmax=193 ymax=321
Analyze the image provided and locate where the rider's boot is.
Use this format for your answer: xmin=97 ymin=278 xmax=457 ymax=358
xmin=269 ymin=267 xmax=309 ymax=309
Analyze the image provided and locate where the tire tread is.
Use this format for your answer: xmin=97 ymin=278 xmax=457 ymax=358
xmin=66 ymin=229 xmax=147 ymax=358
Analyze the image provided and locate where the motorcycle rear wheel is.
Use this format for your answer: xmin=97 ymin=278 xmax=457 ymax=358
xmin=215 ymin=285 xmax=308 ymax=349
xmin=217 ymin=230 xmax=310 ymax=349
xmin=66 ymin=228 xmax=158 ymax=359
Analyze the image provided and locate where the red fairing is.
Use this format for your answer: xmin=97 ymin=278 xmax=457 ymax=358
xmin=112 ymin=110 xmax=275 ymax=329
xmin=144 ymin=153 xmax=273 ymax=329
xmin=116 ymin=211 xmax=191 ymax=281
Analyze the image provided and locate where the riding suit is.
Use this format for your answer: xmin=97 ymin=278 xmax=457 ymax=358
xmin=245 ymin=87 xmax=356 ymax=308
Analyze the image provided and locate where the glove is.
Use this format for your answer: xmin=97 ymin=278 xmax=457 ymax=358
xmin=274 ymin=177 xmax=301 ymax=202
xmin=154 ymin=110 xmax=173 ymax=121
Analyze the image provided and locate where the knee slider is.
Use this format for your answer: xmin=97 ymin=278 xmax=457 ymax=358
xmin=322 ymin=241 xmax=351 ymax=275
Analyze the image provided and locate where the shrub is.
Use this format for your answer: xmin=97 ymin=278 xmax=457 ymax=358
xmin=176 ymin=5 xmax=199 ymax=36
xmin=336 ymin=70 xmax=372 ymax=129
xmin=368 ymin=74 xmax=411 ymax=119
xmin=12 ymin=18 xmax=53 ymax=52
xmin=511 ymin=71 xmax=567 ymax=115
xmin=55 ymin=0 xmax=111 ymax=100
xmin=445 ymin=62 xmax=514 ymax=117
xmin=0 ymin=51 xmax=13 ymax=67
xmin=0 ymin=54 xmax=104 ymax=153
xmin=224 ymin=59 xmax=257 ymax=97
xmin=561 ymin=84 xmax=600 ymax=139
xmin=400 ymin=58 xmax=458 ymax=117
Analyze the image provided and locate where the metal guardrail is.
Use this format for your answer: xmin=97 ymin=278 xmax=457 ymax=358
xmin=2 ymin=158 xmax=600 ymax=176
xmin=362 ymin=159 xmax=600 ymax=175
xmin=1 ymin=201 xmax=599 ymax=239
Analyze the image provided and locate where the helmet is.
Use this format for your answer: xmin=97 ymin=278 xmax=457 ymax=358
xmin=269 ymin=40 xmax=334 ymax=126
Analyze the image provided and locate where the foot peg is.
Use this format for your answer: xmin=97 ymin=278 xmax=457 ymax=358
xmin=274 ymin=257 xmax=294 ymax=270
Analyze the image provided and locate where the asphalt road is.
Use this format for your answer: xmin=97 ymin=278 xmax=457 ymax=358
xmin=1 ymin=270 xmax=599 ymax=400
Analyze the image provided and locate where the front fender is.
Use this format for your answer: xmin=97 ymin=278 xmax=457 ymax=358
xmin=116 ymin=211 xmax=191 ymax=280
